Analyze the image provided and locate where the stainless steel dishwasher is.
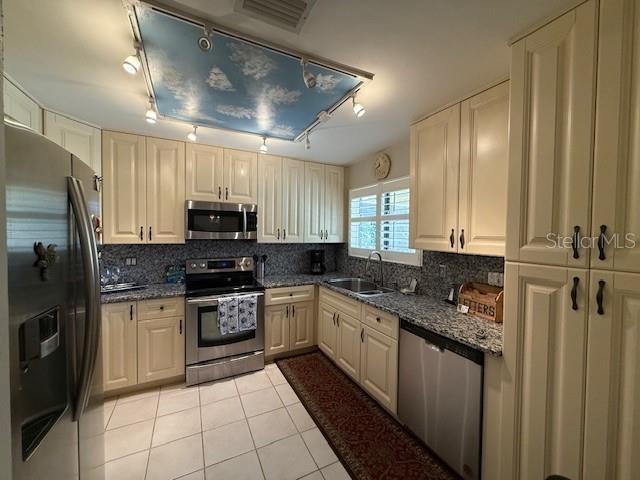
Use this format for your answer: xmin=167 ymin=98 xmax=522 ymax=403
xmin=398 ymin=320 xmax=483 ymax=480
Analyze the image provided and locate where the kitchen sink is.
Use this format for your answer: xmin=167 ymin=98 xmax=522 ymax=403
xmin=326 ymin=278 xmax=394 ymax=296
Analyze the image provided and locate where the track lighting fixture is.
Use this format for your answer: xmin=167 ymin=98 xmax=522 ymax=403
xmin=301 ymin=58 xmax=316 ymax=89
xmin=145 ymin=99 xmax=157 ymax=124
xmin=318 ymin=110 xmax=331 ymax=123
xmin=187 ymin=125 xmax=197 ymax=142
xmin=305 ymin=133 xmax=311 ymax=150
xmin=122 ymin=47 xmax=141 ymax=75
xmin=259 ymin=136 xmax=268 ymax=154
xmin=352 ymin=95 xmax=366 ymax=118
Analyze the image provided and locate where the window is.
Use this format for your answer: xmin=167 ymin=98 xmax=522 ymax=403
xmin=349 ymin=177 xmax=421 ymax=266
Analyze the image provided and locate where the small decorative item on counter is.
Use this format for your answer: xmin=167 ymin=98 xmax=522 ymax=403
xmin=165 ymin=265 xmax=186 ymax=284
xmin=400 ymin=278 xmax=418 ymax=295
xmin=457 ymin=282 xmax=504 ymax=323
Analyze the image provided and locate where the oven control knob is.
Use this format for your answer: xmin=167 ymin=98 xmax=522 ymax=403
xmin=199 ymin=263 xmax=206 ymax=269
xmin=190 ymin=263 xmax=197 ymax=269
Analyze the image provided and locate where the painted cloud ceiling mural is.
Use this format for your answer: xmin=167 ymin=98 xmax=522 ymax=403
xmin=133 ymin=5 xmax=364 ymax=141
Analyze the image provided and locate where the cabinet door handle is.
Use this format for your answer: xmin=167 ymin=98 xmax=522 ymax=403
xmin=572 ymin=225 xmax=580 ymax=259
xmin=277 ymin=228 xmax=280 ymax=240
xmin=596 ymin=280 xmax=605 ymax=315
xmin=291 ymin=304 xmax=295 ymax=317
xmin=336 ymin=314 xmax=339 ymax=327
xmin=360 ymin=328 xmax=364 ymax=343
xmin=218 ymin=186 xmax=222 ymax=199
xmin=283 ymin=229 xmax=286 ymax=241
xmin=129 ymin=304 xmax=134 ymax=321
xmin=225 ymin=187 xmax=229 ymax=200
xmin=148 ymin=226 xmax=152 ymax=242
xmin=286 ymin=305 xmax=289 ymax=318
xmin=332 ymin=312 xmax=336 ymax=325
xmin=179 ymin=319 xmax=183 ymax=335
xmin=139 ymin=226 xmax=144 ymax=241
xmin=571 ymin=276 xmax=579 ymax=311
xmin=449 ymin=229 xmax=455 ymax=248
xmin=459 ymin=229 xmax=465 ymax=249
xmin=325 ymin=230 xmax=329 ymax=240
xmin=376 ymin=316 xmax=381 ymax=323
xmin=598 ymin=225 xmax=607 ymax=261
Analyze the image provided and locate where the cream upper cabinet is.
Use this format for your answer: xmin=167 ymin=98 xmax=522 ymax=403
xmin=458 ymin=82 xmax=509 ymax=256
xmin=336 ymin=313 xmax=361 ymax=382
xmin=282 ymin=158 xmax=305 ymax=243
xmin=102 ymin=302 xmax=137 ymax=392
xmin=318 ymin=302 xmax=338 ymax=359
xmin=137 ymin=315 xmax=185 ymax=384
xmin=501 ymin=263 xmax=589 ymax=480
xmin=3 ymin=76 xmax=42 ymax=133
xmin=43 ymin=111 xmax=101 ymax=175
xmin=289 ymin=300 xmax=315 ymax=350
xmin=410 ymin=104 xmax=460 ymax=252
xmin=304 ymin=162 xmax=344 ymax=243
xmin=360 ymin=325 xmax=398 ymax=414
xmin=305 ymin=162 xmax=325 ymax=243
xmin=102 ymin=131 xmax=146 ymax=244
xmin=185 ymin=143 xmax=223 ymax=202
xmin=146 ymin=137 xmax=185 ymax=244
xmin=265 ymin=304 xmax=290 ymax=356
xmin=258 ymin=155 xmax=283 ymax=243
xmin=223 ymin=148 xmax=258 ymax=204
xmin=583 ymin=269 xmax=640 ymax=480
xmin=591 ymin=0 xmax=640 ymax=273
xmin=506 ymin=0 xmax=597 ymax=267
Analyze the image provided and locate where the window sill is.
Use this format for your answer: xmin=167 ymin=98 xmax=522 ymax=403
xmin=347 ymin=250 xmax=422 ymax=267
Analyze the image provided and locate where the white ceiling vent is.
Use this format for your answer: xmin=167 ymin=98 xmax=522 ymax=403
xmin=234 ymin=0 xmax=317 ymax=33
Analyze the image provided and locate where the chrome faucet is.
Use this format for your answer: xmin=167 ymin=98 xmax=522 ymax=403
xmin=365 ymin=251 xmax=383 ymax=287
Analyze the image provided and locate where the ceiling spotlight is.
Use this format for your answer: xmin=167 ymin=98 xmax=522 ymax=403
xmin=352 ymin=95 xmax=366 ymax=118
xmin=259 ymin=136 xmax=268 ymax=154
xmin=198 ymin=36 xmax=212 ymax=52
xmin=301 ymin=58 xmax=316 ymax=89
xmin=145 ymin=99 xmax=157 ymax=124
xmin=305 ymin=134 xmax=311 ymax=150
xmin=122 ymin=48 xmax=141 ymax=75
xmin=187 ymin=125 xmax=197 ymax=142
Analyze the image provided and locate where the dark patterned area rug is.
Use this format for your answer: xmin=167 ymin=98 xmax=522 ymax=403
xmin=276 ymin=351 xmax=459 ymax=480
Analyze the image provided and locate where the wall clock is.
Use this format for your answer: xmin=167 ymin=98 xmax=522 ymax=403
xmin=375 ymin=153 xmax=391 ymax=180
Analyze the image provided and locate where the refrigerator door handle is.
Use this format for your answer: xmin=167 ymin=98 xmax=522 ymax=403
xmin=68 ymin=176 xmax=101 ymax=421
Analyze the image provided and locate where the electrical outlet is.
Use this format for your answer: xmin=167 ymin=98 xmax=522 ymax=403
xmin=439 ymin=264 xmax=447 ymax=278
xmin=131 ymin=257 xmax=137 ymax=266
xmin=125 ymin=258 xmax=131 ymax=266
xmin=125 ymin=257 xmax=137 ymax=266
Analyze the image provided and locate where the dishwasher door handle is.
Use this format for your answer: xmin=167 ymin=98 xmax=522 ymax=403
xmin=424 ymin=338 xmax=445 ymax=353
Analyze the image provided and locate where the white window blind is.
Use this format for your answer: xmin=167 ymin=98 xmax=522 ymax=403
xmin=349 ymin=177 xmax=421 ymax=266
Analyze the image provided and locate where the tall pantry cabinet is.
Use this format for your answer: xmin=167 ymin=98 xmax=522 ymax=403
xmin=498 ymin=0 xmax=640 ymax=479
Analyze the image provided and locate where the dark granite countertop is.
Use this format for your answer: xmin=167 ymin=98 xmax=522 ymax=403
xmin=262 ymin=273 xmax=503 ymax=356
xmin=101 ymin=283 xmax=186 ymax=304
xmin=100 ymin=273 xmax=503 ymax=355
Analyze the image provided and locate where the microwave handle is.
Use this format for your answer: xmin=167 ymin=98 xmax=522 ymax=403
xmin=242 ymin=207 xmax=248 ymax=239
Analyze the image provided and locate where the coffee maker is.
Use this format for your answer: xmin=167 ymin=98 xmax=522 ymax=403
xmin=309 ymin=250 xmax=326 ymax=275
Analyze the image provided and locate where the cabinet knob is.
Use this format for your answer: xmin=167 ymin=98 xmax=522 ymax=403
xmin=376 ymin=317 xmax=381 ymax=323
xmin=160 ymin=305 xmax=164 ymax=310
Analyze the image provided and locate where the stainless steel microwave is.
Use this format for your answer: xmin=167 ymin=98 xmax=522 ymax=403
xmin=185 ymin=200 xmax=257 ymax=240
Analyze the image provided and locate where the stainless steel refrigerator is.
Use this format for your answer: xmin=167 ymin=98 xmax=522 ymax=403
xmin=6 ymin=120 xmax=104 ymax=479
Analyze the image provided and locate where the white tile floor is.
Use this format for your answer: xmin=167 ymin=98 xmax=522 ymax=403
xmin=102 ymin=363 xmax=352 ymax=480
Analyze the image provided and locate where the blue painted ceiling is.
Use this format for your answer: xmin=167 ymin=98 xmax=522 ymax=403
xmin=134 ymin=5 xmax=363 ymax=141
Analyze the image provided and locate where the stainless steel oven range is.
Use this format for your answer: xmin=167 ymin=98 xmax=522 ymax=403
xmin=185 ymin=257 xmax=265 ymax=386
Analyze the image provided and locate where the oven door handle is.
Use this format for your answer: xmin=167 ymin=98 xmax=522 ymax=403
xmin=187 ymin=292 xmax=265 ymax=304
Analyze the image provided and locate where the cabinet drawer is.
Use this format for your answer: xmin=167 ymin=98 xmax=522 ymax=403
xmin=266 ymin=285 xmax=315 ymax=306
xmin=137 ymin=297 xmax=184 ymax=321
xmin=362 ymin=306 xmax=399 ymax=340
xmin=319 ymin=287 xmax=361 ymax=319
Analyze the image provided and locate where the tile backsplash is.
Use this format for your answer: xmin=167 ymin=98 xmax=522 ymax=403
xmin=99 ymin=241 xmax=340 ymax=285
xmin=335 ymin=246 xmax=504 ymax=299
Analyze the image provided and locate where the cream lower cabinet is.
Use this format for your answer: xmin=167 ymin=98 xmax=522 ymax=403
xmin=501 ymin=263 xmax=589 ymax=480
xmin=505 ymin=0 xmax=597 ymax=267
xmin=138 ymin=316 xmax=185 ymax=384
xmin=336 ymin=313 xmax=361 ymax=382
xmin=360 ymin=325 xmax=398 ymax=413
xmin=410 ymin=81 xmax=509 ymax=255
xmin=304 ymin=163 xmax=344 ymax=243
xmin=102 ymin=297 xmax=185 ymax=393
xmin=318 ymin=288 xmax=399 ymax=413
xmin=102 ymin=302 xmax=138 ymax=392
xmin=265 ymin=287 xmax=315 ymax=357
